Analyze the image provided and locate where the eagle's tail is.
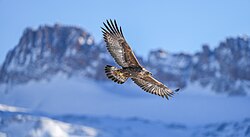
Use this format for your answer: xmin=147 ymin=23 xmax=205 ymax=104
xmin=104 ymin=65 xmax=129 ymax=84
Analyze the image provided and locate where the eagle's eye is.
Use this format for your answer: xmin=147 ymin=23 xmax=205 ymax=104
xmin=146 ymin=71 xmax=152 ymax=76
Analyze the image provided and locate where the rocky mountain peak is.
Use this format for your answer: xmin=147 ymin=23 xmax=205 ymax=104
xmin=0 ymin=24 xmax=107 ymax=85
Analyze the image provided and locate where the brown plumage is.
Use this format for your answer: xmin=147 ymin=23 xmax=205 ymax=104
xmin=102 ymin=19 xmax=179 ymax=99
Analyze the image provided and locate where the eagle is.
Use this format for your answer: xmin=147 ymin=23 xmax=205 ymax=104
xmin=101 ymin=20 xmax=179 ymax=99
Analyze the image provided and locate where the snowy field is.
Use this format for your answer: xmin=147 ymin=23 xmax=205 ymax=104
xmin=0 ymin=76 xmax=250 ymax=137
xmin=1 ymin=104 xmax=250 ymax=137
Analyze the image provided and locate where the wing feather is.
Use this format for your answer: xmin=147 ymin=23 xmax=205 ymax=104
xmin=102 ymin=19 xmax=142 ymax=68
xmin=132 ymin=75 xmax=175 ymax=99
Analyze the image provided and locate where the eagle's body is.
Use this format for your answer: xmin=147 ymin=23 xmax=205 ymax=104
xmin=106 ymin=65 xmax=149 ymax=82
xmin=102 ymin=20 xmax=179 ymax=99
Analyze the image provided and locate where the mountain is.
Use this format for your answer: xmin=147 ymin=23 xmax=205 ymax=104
xmin=0 ymin=24 xmax=249 ymax=95
xmin=0 ymin=24 xmax=112 ymax=85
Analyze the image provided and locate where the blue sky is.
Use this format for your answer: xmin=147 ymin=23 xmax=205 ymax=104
xmin=0 ymin=0 xmax=250 ymax=63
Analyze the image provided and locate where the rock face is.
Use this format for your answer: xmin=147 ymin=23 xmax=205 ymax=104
xmin=146 ymin=37 xmax=250 ymax=95
xmin=192 ymin=37 xmax=250 ymax=95
xmin=0 ymin=24 xmax=114 ymax=85
xmin=0 ymin=24 xmax=249 ymax=95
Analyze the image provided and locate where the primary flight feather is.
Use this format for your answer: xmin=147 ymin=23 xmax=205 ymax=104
xmin=101 ymin=19 xmax=179 ymax=99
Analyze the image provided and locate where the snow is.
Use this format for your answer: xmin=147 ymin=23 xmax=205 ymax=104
xmin=0 ymin=132 xmax=7 ymax=137
xmin=7 ymin=57 xmax=27 ymax=72
xmin=65 ymin=48 xmax=71 ymax=57
xmin=27 ymin=43 xmax=32 ymax=49
xmin=0 ymin=76 xmax=249 ymax=137
xmin=85 ymin=66 xmax=96 ymax=76
xmin=43 ymin=50 xmax=51 ymax=58
xmin=7 ymin=59 xmax=16 ymax=71
xmin=159 ymin=51 xmax=167 ymax=58
xmin=0 ymin=111 xmax=99 ymax=137
xmin=24 ymin=54 xmax=31 ymax=66
xmin=210 ymin=59 xmax=220 ymax=70
xmin=35 ymin=32 xmax=42 ymax=47
xmin=0 ymin=76 xmax=249 ymax=126
xmin=19 ymin=52 xmax=25 ymax=64
xmin=241 ymin=34 xmax=249 ymax=41
xmin=78 ymin=36 xmax=85 ymax=45
xmin=221 ymin=48 xmax=232 ymax=57
xmin=1 ymin=105 xmax=249 ymax=137
xmin=0 ymin=104 xmax=26 ymax=112
xmin=150 ymin=53 xmax=190 ymax=74
xmin=65 ymin=47 xmax=77 ymax=57
xmin=91 ymin=60 xmax=99 ymax=67
xmin=29 ymin=117 xmax=98 ymax=137
xmin=87 ymin=37 xmax=94 ymax=45
xmin=239 ymin=57 xmax=249 ymax=66
xmin=176 ymin=57 xmax=189 ymax=68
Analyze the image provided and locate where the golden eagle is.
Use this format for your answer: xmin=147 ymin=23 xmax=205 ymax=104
xmin=101 ymin=20 xmax=179 ymax=99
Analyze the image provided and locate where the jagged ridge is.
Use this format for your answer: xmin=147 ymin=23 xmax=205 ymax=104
xmin=0 ymin=24 xmax=249 ymax=95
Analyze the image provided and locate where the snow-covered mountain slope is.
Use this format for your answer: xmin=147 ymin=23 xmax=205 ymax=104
xmin=1 ymin=104 xmax=250 ymax=137
xmin=0 ymin=112 xmax=98 ymax=137
xmin=0 ymin=104 xmax=26 ymax=112
xmin=1 ymin=76 xmax=249 ymax=126
xmin=0 ymin=24 xmax=249 ymax=95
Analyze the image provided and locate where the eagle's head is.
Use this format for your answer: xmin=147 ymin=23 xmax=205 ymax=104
xmin=142 ymin=68 xmax=152 ymax=76
xmin=145 ymin=71 xmax=152 ymax=76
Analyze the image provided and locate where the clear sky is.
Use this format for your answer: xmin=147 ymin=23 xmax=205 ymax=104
xmin=0 ymin=0 xmax=250 ymax=63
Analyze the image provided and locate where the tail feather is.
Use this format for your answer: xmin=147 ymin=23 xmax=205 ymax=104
xmin=104 ymin=65 xmax=128 ymax=84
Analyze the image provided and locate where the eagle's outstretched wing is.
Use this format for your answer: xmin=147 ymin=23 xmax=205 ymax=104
xmin=132 ymin=76 xmax=177 ymax=99
xmin=101 ymin=19 xmax=142 ymax=68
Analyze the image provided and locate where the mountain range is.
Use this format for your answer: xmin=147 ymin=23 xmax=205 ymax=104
xmin=0 ymin=24 xmax=249 ymax=95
